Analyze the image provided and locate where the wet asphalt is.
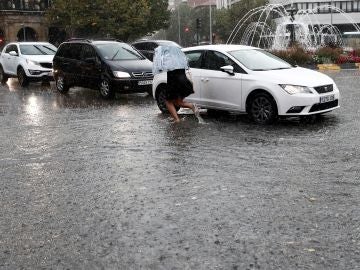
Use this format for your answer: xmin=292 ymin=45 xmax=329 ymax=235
xmin=0 ymin=70 xmax=359 ymax=270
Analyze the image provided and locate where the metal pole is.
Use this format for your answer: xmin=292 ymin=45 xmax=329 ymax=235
xmin=177 ymin=6 xmax=181 ymax=45
xmin=209 ymin=3 xmax=213 ymax=44
xmin=330 ymin=0 xmax=333 ymax=26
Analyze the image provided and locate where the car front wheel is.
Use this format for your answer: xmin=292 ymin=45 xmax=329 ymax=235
xmin=0 ymin=65 xmax=8 ymax=84
xmin=155 ymin=86 xmax=168 ymax=113
xmin=55 ymin=74 xmax=69 ymax=93
xmin=17 ymin=67 xmax=29 ymax=87
xmin=249 ymin=92 xmax=277 ymax=124
xmin=99 ymin=78 xmax=115 ymax=99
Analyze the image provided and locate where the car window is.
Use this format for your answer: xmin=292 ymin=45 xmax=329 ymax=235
xmin=133 ymin=42 xmax=146 ymax=50
xmin=147 ymin=42 xmax=158 ymax=50
xmin=229 ymin=49 xmax=292 ymax=71
xmin=57 ymin=43 xmax=82 ymax=60
xmin=95 ymin=42 xmax=143 ymax=60
xmin=20 ymin=44 xmax=57 ymax=55
xmin=204 ymin=51 xmax=236 ymax=71
xmin=5 ymin=45 xmax=18 ymax=54
xmin=157 ymin=41 xmax=181 ymax=48
xmin=184 ymin=51 xmax=203 ymax=68
xmin=80 ymin=44 xmax=96 ymax=60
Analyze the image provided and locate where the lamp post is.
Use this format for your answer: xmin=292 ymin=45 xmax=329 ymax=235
xmin=209 ymin=3 xmax=213 ymax=44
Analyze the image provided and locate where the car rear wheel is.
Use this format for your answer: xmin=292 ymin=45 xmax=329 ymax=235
xmin=155 ymin=85 xmax=180 ymax=114
xmin=249 ymin=92 xmax=277 ymax=124
xmin=17 ymin=67 xmax=29 ymax=87
xmin=0 ymin=65 xmax=8 ymax=84
xmin=55 ymin=74 xmax=69 ymax=93
xmin=99 ymin=78 xmax=115 ymax=99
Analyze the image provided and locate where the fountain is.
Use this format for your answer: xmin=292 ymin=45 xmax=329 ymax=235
xmin=227 ymin=3 xmax=360 ymax=50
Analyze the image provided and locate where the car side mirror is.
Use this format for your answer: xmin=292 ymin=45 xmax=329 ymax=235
xmin=220 ymin=65 xmax=235 ymax=76
xmin=9 ymin=51 xmax=18 ymax=56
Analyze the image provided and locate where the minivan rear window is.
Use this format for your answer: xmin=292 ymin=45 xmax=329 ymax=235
xmin=56 ymin=43 xmax=82 ymax=60
xmin=95 ymin=43 xmax=143 ymax=61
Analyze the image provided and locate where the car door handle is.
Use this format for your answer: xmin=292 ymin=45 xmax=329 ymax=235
xmin=201 ymin=78 xmax=209 ymax=82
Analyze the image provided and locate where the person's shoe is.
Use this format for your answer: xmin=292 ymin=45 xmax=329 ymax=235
xmin=193 ymin=104 xmax=200 ymax=118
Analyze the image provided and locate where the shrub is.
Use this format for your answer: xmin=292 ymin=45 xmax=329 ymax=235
xmin=335 ymin=52 xmax=360 ymax=64
xmin=270 ymin=46 xmax=312 ymax=66
xmin=336 ymin=54 xmax=349 ymax=64
xmin=315 ymin=46 xmax=343 ymax=64
xmin=353 ymin=49 xmax=360 ymax=57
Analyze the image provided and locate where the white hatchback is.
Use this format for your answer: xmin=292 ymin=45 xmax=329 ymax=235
xmin=0 ymin=42 xmax=57 ymax=87
xmin=152 ymin=45 xmax=340 ymax=124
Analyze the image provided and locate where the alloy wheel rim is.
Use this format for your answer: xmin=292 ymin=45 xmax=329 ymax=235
xmin=18 ymin=70 xmax=24 ymax=84
xmin=252 ymin=96 xmax=272 ymax=122
xmin=57 ymin=76 xmax=64 ymax=91
xmin=158 ymin=89 xmax=167 ymax=111
xmin=100 ymin=80 xmax=109 ymax=96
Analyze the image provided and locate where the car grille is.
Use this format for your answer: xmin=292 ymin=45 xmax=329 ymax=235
xmin=309 ymin=99 xmax=338 ymax=112
xmin=132 ymin=71 xmax=153 ymax=78
xmin=40 ymin=62 xmax=52 ymax=69
xmin=314 ymin=84 xmax=333 ymax=94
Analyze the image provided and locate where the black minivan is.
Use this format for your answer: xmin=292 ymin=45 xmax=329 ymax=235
xmin=53 ymin=39 xmax=154 ymax=99
xmin=132 ymin=40 xmax=181 ymax=61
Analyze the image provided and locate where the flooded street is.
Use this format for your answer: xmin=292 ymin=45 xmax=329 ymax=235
xmin=0 ymin=70 xmax=359 ymax=269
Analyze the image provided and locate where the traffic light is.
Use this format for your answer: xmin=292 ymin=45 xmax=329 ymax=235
xmin=184 ymin=27 xmax=190 ymax=33
xmin=196 ymin=18 xmax=202 ymax=29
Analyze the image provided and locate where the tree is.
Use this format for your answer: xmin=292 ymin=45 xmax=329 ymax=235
xmin=212 ymin=0 xmax=269 ymax=44
xmin=45 ymin=0 xmax=170 ymax=41
xmin=164 ymin=4 xmax=194 ymax=46
xmin=147 ymin=0 xmax=171 ymax=34
xmin=161 ymin=0 xmax=268 ymax=46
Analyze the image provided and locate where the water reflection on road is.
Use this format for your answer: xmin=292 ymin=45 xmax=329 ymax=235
xmin=0 ymin=70 xmax=359 ymax=270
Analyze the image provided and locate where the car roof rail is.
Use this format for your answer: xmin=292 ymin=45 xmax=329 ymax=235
xmin=65 ymin=38 xmax=124 ymax=44
xmin=66 ymin=38 xmax=91 ymax=43
xmin=92 ymin=38 xmax=123 ymax=43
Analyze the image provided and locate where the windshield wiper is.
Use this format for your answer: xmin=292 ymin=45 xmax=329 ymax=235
xmin=43 ymin=46 xmax=56 ymax=54
xmin=33 ymin=45 xmax=47 ymax=55
xmin=123 ymin=48 xmax=142 ymax=59
xmin=271 ymin=67 xmax=291 ymax=70
xmin=111 ymin=49 xmax=120 ymax=60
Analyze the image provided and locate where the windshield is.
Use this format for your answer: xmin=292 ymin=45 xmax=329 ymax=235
xmin=20 ymin=44 xmax=57 ymax=55
xmin=229 ymin=49 xmax=292 ymax=71
xmin=95 ymin=43 xmax=144 ymax=60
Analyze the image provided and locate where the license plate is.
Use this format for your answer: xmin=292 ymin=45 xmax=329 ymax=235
xmin=138 ymin=80 xmax=152 ymax=86
xmin=320 ymin=94 xmax=335 ymax=103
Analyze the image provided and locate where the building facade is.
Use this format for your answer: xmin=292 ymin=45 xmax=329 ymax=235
xmin=269 ymin=0 xmax=360 ymax=33
xmin=216 ymin=0 xmax=241 ymax=8
xmin=187 ymin=0 xmax=216 ymax=8
xmin=169 ymin=0 xmax=216 ymax=9
xmin=0 ymin=0 xmax=51 ymax=45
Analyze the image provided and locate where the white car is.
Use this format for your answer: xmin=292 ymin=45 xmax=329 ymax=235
xmin=152 ymin=45 xmax=340 ymax=124
xmin=0 ymin=42 xmax=57 ymax=87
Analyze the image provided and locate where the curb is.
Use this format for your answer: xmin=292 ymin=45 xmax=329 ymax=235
xmin=317 ymin=63 xmax=360 ymax=70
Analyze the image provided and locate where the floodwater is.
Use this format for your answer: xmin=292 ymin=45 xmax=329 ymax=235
xmin=0 ymin=70 xmax=359 ymax=270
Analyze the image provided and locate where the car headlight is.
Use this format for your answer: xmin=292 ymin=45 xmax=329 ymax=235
xmin=113 ymin=71 xmax=131 ymax=78
xmin=26 ymin=59 xmax=39 ymax=66
xmin=280 ymin=84 xmax=313 ymax=95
